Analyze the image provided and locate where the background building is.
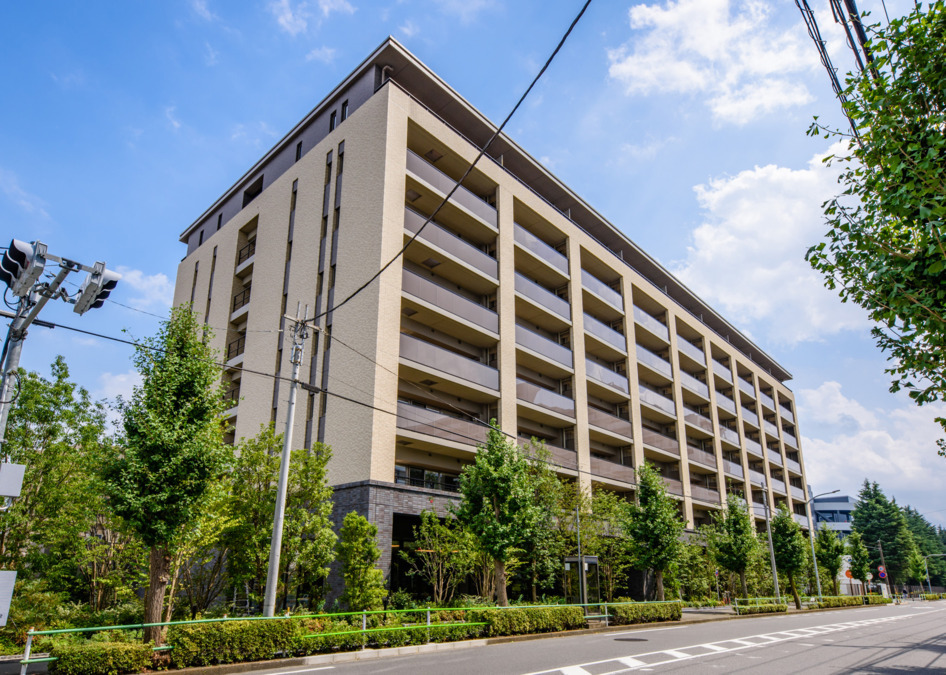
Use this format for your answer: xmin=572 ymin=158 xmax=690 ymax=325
xmin=172 ymin=39 xmax=811 ymax=580
xmin=812 ymin=492 xmax=856 ymax=537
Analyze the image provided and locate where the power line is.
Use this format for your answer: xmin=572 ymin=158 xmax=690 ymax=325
xmin=307 ymin=0 xmax=594 ymax=324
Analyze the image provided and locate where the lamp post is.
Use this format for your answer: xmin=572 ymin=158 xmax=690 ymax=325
xmin=923 ymin=554 xmax=946 ymax=594
xmin=805 ymin=489 xmax=840 ymax=602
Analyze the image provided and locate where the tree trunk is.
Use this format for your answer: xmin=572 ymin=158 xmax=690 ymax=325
xmin=833 ymin=577 xmax=839 ymax=597
xmin=144 ymin=545 xmax=172 ymax=645
xmin=494 ymin=558 xmax=508 ymax=606
xmin=655 ymin=570 xmax=665 ymax=601
xmin=789 ymin=576 xmax=802 ymax=609
xmin=739 ymin=570 xmax=748 ymax=598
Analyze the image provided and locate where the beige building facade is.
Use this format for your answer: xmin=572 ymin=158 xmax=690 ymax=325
xmin=174 ymin=39 xmax=811 ymax=576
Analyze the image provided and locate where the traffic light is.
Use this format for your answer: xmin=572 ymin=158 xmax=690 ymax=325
xmin=0 ymin=239 xmax=47 ymax=298
xmin=73 ymin=262 xmax=121 ymax=315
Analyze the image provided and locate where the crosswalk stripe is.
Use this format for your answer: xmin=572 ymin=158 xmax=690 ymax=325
xmin=663 ymin=650 xmax=691 ymax=659
xmin=617 ymin=657 xmax=646 ymax=667
xmin=702 ymin=644 xmax=729 ymax=652
xmin=560 ymin=667 xmax=591 ymax=675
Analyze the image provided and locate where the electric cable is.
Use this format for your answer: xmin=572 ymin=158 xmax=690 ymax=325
xmin=306 ymin=0 xmax=594 ymax=325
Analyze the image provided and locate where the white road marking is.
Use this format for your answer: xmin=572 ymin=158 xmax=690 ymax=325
xmin=560 ymin=668 xmax=591 ymax=675
xmin=605 ymin=626 xmax=684 ymax=637
xmin=617 ymin=657 xmax=646 ymax=667
xmin=701 ymin=644 xmax=728 ymax=652
xmin=266 ymin=668 xmax=334 ymax=675
xmin=662 ymin=650 xmax=691 ymax=659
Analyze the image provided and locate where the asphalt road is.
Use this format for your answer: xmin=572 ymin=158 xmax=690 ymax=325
xmin=250 ymin=603 xmax=946 ymax=675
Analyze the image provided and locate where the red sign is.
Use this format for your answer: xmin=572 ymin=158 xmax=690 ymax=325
xmin=845 ymin=570 xmax=853 ymax=578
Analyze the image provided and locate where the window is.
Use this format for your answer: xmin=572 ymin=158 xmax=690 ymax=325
xmin=320 ymin=215 xmax=328 ymax=240
xmin=295 ymin=141 xmax=302 ymax=162
xmin=341 ymin=100 xmax=349 ymax=121
xmin=198 ymin=229 xmax=204 ymax=246
xmin=329 ymin=110 xmax=337 ymax=131
xmin=290 ymin=180 xmax=298 ymax=212
xmin=242 ymin=175 xmax=264 ymax=207
xmin=332 ymin=207 xmax=340 ymax=231
xmin=325 ymin=150 xmax=333 ymax=184
xmin=336 ymin=150 xmax=344 ymax=175
xmin=217 ymin=213 xmax=222 ymax=230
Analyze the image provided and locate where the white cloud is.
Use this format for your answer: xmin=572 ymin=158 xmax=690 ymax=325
xmin=620 ymin=135 xmax=677 ymax=161
xmin=799 ymin=382 xmax=946 ymax=525
xmin=306 ymin=45 xmax=337 ymax=63
xmin=270 ymin=0 xmax=353 ymax=35
xmin=399 ymin=20 xmax=419 ymax=38
xmin=204 ymin=42 xmax=219 ymax=66
xmin=608 ymin=0 xmax=819 ymax=124
xmin=673 ymin=142 xmax=868 ymax=345
xmin=316 ymin=0 xmax=354 ymax=17
xmin=0 ymin=168 xmax=49 ymax=218
xmin=433 ymin=0 xmax=495 ymax=22
xmin=114 ymin=267 xmax=174 ymax=310
xmin=96 ymin=370 xmax=142 ymax=402
xmin=191 ymin=0 xmax=216 ymax=21
xmin=165 ymin=106 xmax=181 ymax=130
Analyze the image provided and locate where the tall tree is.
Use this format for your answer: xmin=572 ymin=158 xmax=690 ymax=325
xmin=584 ymin=489 xmax=634 ymax=602
xmin=846 ymin=531 xmax=872 ymax=594
xmin=902 ymin=506 xmax=946 ymax=586
xmin=709 ymin=495 xmax=757 ymax=598
xmin=400 ymin=510 xmax=475 ymax=606
xmin=770 ymin=506 xmax=808 ymax=609
xmin=453 ymin=425 xmax=542 ymax=606
xmin=103 ymin=305 xmax=229 ymax=644
xmin=814 ymin=524 xmax=845 ymax=596
xmin=806 ymin=2 xmax=946 ymax=453
xmin=337 ymin=512 xmax=387 ymax=611
xmin=518 ymin=441 xmax=565 ymax=602
xmin=623 ymin=463 xmax=684 ymax=601
xmin=851 ymin=481 xmax=916 ymax=584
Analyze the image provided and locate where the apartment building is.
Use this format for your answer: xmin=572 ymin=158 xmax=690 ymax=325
xmin=173 ymin=38 xmax=811 ymax=578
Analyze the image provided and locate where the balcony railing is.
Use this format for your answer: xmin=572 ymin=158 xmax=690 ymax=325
xmin=760 ymin=391 xmax=776 ymax=411
xmin=237 ymin=239 xmax=256 ymax=265
xmin=514 ymin=273 xmax=570 ymax=321
xmin=516 ymin=378 xmax=575 ymax=418
xmin=404 ymin=207 xmax=498 ymax=279
xmin=395 ymin=474 xmax=460 ymax=493
xmin=662 ymin=476 xmax=684 ymax=496
xmin=680 ymin=371 xmax=709 ymax=398
xmin=588 ymin=407 xmax=633 ymax=439
xmin=784 ymin=431 xmax=798 ymax=448
xmin=786 ymin=457 xmax=802 ymax=474
xmin=793 ymin=513 xmax=810 ymax=528
xmin=767 ymin=449 xmax=783 ymax=466
xmin=581 ymin=270 xmax=623 ymax=311
xmin=745 ymin=437 xmax=763 ymax=457
xmin=687 ymin=445 xmax=717 ymax=468
xmin=723 ymin=459 xmax=744 ymax=478
xmin=402 ymin=269 xmax=499 ymax=333
xmin=586 ymin=359 xmax=629 ymax=393
xmin=224 ymin=386 xmax=240 ymax=404
xmin=753 ymin=504 xmax=768 ymax=518
xmin=549 ymin=445 xmax=578 ymax=470
xmin=396 ymin=401 xmax=488 ymax=446
xmin=639 ymin=386 xmax=676 ymax=416
xmin=637 ymin=346 xmax=672 ymax=378
xmin=691 ymin=484 xmax=721 ymax=504
xmin=678 ymin=339 xmax=705 ymax=364
xmin=780 ymin=404 xmax=795 ymax=425
xmin=515 ymin=325 xmax=573 ymax=368
xmin=791 ymin=485 xmax=806 ymax=501
xmin=590 ymin=456 xmax=636 ymax=485
xmin=633 ymin=306 xmax=669 ymax=341
xmin=583 ymin=313 xmax=626 ymax=352
xmin=713 ymin=359 xmax=732 ymax=382
xmin=406 ymin=150 xmax=497 ymax=227
xmin=742 ymin=407 xmax=759 ymax=427
xmin=748 ymin=468 xmax=766 ymax=485
xmin=513 ymin=223 xmax=568 ymax=275
xmin=641 ymin=427 xmax=678 ymax=456
xmin=399 ymin=333 xmax=499 ymax=390
xmin=770 ymin=478 xmax=787 ymax=494
xmin=232 ymin=286 xmax=251 ymax=312
xmin=684 ymin=410 xmax=714 ymax=434
xmin=764 ymin=419 xmax=780 ymax=438
xmin=719 ymin=425 xmax=740 ymax=446
xmin=738 ymin=378 xmax=754 ymax=398
xmin=226 ymin=335 xmax=246 ymax=360
xmin=716 ymin=392 xmax=736 ymax=414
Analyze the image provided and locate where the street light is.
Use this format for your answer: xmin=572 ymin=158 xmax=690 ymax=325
xmin=923 ymin=553 xmax=946 ymax=594
xmin=806 ymin=489 xmax=840 ymax=602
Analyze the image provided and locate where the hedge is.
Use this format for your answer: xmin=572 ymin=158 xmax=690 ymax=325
xmin=735 ymin=604 xmax=787 ymax=615
xmin=922 ymin=593 xmax=946 ymax=601
xmin=472 ymin=606 xmax=585 ymax=637
xmin=816 ymin=596 xmax=863 ymax=608
xmin=864 ymin=595 xmax=892 ymax=605
xmin=167 ymin=619 xmax=297 ymax=667
xmin=49 ymin=642 xmax=153 ymax=675
xmin=609 ymin=601 xmax=682 ymax=625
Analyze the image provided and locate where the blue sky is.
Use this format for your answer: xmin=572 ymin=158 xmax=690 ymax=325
xmin=2 ymin=0 xmax=943 ymax=525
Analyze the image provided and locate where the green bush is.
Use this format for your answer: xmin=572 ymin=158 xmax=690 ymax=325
xmin=167 ymin=618 xmax=297 ymax=667
xmin=864 ymin=595 xmax=892 ymax=605
xmin=50 ymin=642 xmax=153 ymax=675
xmin=816 ymin=596 xmax=863 ymax=608
xmin=922 ymin=593 xmax=944 ymax=601
xmin=294 ymin=618 xmax=365 ymax=655
xmin=735 ymin=604 xmax=787 ymax=615
xmin=472 ymin=606 xmax=585 ymax=637
xmin=684 ymin=599 xmax=724 ymax=608
xmin=608 ymin=601 xmax=683 ymax=625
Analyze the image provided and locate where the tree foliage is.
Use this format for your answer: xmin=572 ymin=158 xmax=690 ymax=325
xmin=902 ymin=505 xmax=946 ymax=586
xmin=337 ymin=512 xmax=387 ymax=611
xmin=846 ymin=530 xmax=872 ymax=589
xmin=400 ymin=510 xmax=475 ymax=606
xmin=851 ymin=480 xmax=918 ymax=584
xmin=583 ymin=489 xmax=634 ymax=602
xmin=814 ymin=524 xmax=845 ymax=596
xmin=709 ymin=495 xmax=757 ymax=598
xmin=807 ymin=2 xmax=946 ymax=452
xmin=770 ymin=506 xmax=808 ymax=609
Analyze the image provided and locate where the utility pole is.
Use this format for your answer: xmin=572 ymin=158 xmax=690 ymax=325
xmin=263 ymin=305 xmax=309 ymax=617
xmin=877 ymin=540 xmax=892 ymax=598
xmin=762 ymin=480 xmax=781 ymax=604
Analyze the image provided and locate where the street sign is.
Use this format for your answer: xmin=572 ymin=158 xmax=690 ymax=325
xmin=0 ymin=571 xmax=15 ymax=626
xmin=879 ymin=571 xmax=887 ymax=578
xmin=845 ymin=570 xmax=853 ymax=578
xmin=878 ymin=565 xmax=886 ymax=572
xmin=867 ymin=573 xmax=873 ymax=581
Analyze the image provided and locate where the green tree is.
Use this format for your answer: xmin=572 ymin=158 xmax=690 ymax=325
xmin=623 ymin=463 xmax=684 ymax=601
xmin=902 ymin=506 xmax=946 ymax=586
xmin=400 ymin=510 xmax=475 ymax=605
xmin=518 ymin=441 xmax=565 ymax=601
xmin=709 ymin=495 xmax=757 ymax=598
xmin=584 ymin=489 xmax=634 ymax=602
xmin=103 ymin=305 xmax=229 ymax=644
xmin=453 ymin=424 xmax=542 ymax=606
xmin=846 ymin=531 xmax=872 ymax=594
xmin=851 ymin=481 xmax=916 ymax=584
xmin=337 ymin=512 xmax=387 ymax=611
xmin=814 ymin=524 xmax=845 ymax=596
xmin=806 ymin=2 xmax=946 ymax=452
xmin=673 ymin=534 xmax=715 ymax=602
xmin=771 ymin=507 xmax=807 ymax=609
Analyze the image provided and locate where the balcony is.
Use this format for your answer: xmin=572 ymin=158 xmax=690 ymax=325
xmin=404 ymin=207 xmax=498 ymax=279
xmin=784 ymin=431 xmax=798 ymax=448
xmin=583 ymin=313 xmax=626 ymax=352
xmin=760 ymin=390 xmax=776 ymax=411
xmin=764 ymin=419 xmax=780 ymax=438
xmin=780 ymin=404 xmax=795 ymax=425
xmin=742 ymin=407 xmax=759 ymax=427
xmin=680 ymin=372 xmax=709 ymax=398
xmin=516 ymin=378 xmax=575 ymax=418
xmin=678 ymin=339 xmax=705 ymax=364
xmin=748 ymin=468 xmax=766 ymax=485
xmin=770 ymin=478 xmax=787 ymax=494
xmin=402 ymin=269 xmax=498 ymax=333
xmin=515 ymin=325 xmax=572 ymax=369
xmin=581 ymin=270 xmax=623 ymax=311
xmin=791 ymin=485 xmax=806 ymax=501
xmin=514 ymin=223 xmax=568 ymax=275
xmin=396 ymin=401 xmax=488 ymax=446
xmin=723 ymin=459 xmax=744 ymax=478
xmin=642 ymin=427 xmax=679 ymax=455
xmin=515 ymin=273 xmax=570 ymax=321
xmin=687 ymin=445 xmax=717 ymax=468
xmin=719 ymin=425 xmax=740 ymax=447
xmin=691 ymin=484 xmax=721 ymax=504
xmin=716 ymin=392 xmax=736 ymax=414
xmin=406 ymin=150 xmax=496 ymax=227
xmin=586 ymin=359 xmax=629 ymax=393
xmin=548 ymin=445 xmax=578 ymax=471
xmin=713 ymin=359 xmax=732 ymax=382
xmin=767 ymin=449 xmax=783 ymax=466
xmin=738 ymin=378 xmax=754 ymax=398
xmin=684 ymin=410 xmax=714 ymax=434
xmin=662 ymin=476 xmax=684 ymax=496
xmin=588 ymin=407 xmax=633 ymax=439
xmin=590 ymin=456 xmax=636 ymax=485
xmin=637 ymin=346 xmax=673 ymax=378
xmin=633 ymin=306 xmax=669 ymax=341
xmin=745 ymin=437 xmax=763 ymax=457
xmin=793 ymin=513 xmax=810 ymax=528
xmin=232 ymin=286 xmax=251 ymax=312
xmin=786 ymin=457 xmax=802 ymax=474
xmin=226 ymin=335 xmax=246 ymax=361
xmin=639 ymin=386 xmax=676 ymax=416
xmin=752 ymin=504 xmax=768 ymax=518
xmin=399 ymin=333 xmax=499 ymax=390
xmin=237 ymin=239 xmax=256 ymax=265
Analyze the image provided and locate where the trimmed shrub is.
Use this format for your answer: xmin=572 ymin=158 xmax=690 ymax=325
xmin=472 ymin=606 xmax=585 ymax=637
xmin=684 ymin=599 xmax=724 ymax=608
xmin=864 ymin=595 xmax=892 ymax=605
xmin=735 ymin=604 xmax=787 ymax=615
xmin=50 ymin=642 xmax=152 ymax=675
xmin=294 ymin=618 xmax=365 ymax=655
xmin=609 ymin=601 xmax=683 ymax=625
xmin=167 ymin=618 xmax=297 ymax=667
xmin=922 ymin=593 xmax=944 ymax=601
xmin=816 ymin=596 xmax=863 ymax=608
